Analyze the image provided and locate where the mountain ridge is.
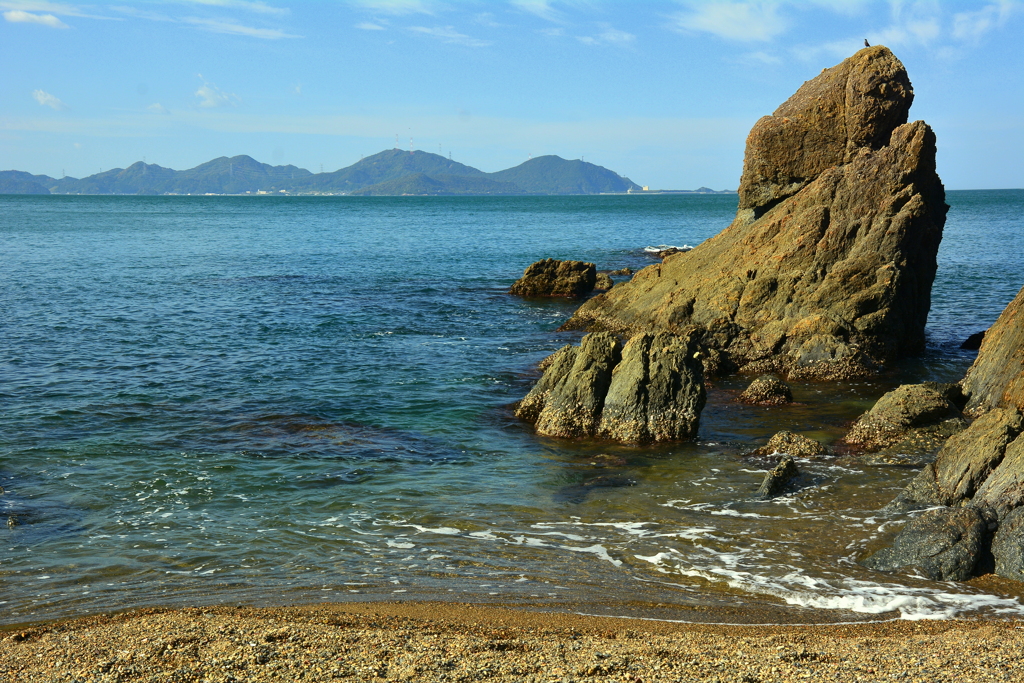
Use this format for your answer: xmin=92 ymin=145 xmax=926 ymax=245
xmin=0 ymin=150 xmax=650 ymax=196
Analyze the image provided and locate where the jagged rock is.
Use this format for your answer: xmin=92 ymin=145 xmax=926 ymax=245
xmin=597 ymin=333 xmax=706 ymax=442
xmin=738 ymin=375 xmax=793 ymax=405
xmin=842 ymin=383 xmax=968 ymax=453
xmin=595 ymin=273 xmax=614 ymax=291
xmin=610 ymin=267 xmax=633 ymax=277
xmin=861 ymin=507 xmax=987 ymax=581
xmin=515 ymin=332 xmax=705 ymax=443
xmin=751 ymin=430 xmax=828 ymax=458
xmin=509 ymin=258 xmax=597 ymax=298
xmin=562 ymin=47 xmax=946 ymax=380
xmin=523 ymin=333 xmax=622 ymax=438
xmin=973 ymin=431 xmax=1024 ymax=519
xmin=887 ymin=408 xmax=1024 ymax=512
xmin=755 ymin=456 xmax=800 ymax=499
xmin=960 ymin=330 xmax=986 ymax=350
xmin=992 ymin=507 xmax=1024 ymax=581
xmin=962 ymin=284 xmax=1024 ymax=415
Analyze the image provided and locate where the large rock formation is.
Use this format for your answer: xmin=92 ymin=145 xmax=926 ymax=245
xmin=563 ymin=47 xmax=947 ymax=380
xmin=962 ymin=285 xmax=1024 ymax=416
xmin=515 ymin=332 xmax=705 ymax=443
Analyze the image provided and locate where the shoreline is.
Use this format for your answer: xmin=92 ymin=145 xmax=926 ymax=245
xmin=4 ymin=601 xmax=1023 ymax=682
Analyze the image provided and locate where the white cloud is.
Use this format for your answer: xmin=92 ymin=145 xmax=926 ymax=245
xmin=349 ymin=0 xmax=434 ymax=15
xmin=32 ymin=89 xmax=68 ymax=110
xmin=179 ymin=0 xmax=288 ymax=16
xmin=147 ymin=103 xmax=171 ymax=114
xmin=739 ymin=49 xmax=782 ymax=64
xmin=512 ymin=0 xmax=562 ymax=22
xmin=3 ymin=9 xmax=67 ymax=25
xmin=109 ymin=5 xmax=175 ymax=21
xmin=0 ymin=1 xmax=113 ymax=20
xmin=953 ymin=1 xmax=1016 ymax=42
xmin=408 ymin=25 xmax=491 ymax=47
xmin=195 ymin=76 xmax=240 ymax=107
xmin=184 ymin=16 xmax=300 ymax=38
xmin=577 ymin=25 xmax=634 ymax=46
xmin=356 ymin=20 xmax=386 ymax=29
xmin=671 ymin=2 xmax=788 ymax=42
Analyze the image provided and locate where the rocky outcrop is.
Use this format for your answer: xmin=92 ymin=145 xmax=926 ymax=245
xmin=739 ymin=375 xmax=793 ymax=405
xmin=515 ymin=332 xmax=705 ymax=443
xmin=751 ymin=430 xmax=829 ymax=458
xmin=755 ymin=456 xmax=800 ymax=499
xmin=861 ymin=507 xmax=989 ymax=581
xmin=842 ymin=382 xmax=968 ymax=453
xmin=962 ymin=285 xmax=1024 ymax=415
xmin=992 ymin=507 xmax=1024 ymax=582
xmin=562 ymin=47 xmax=946 ymax=380
xmin=594 ymin=273 xmax=614 ymax=291
xmin=510 ymin=259 xmax=597 ymax=299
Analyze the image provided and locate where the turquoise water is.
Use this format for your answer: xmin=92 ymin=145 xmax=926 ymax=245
xmin=2 ymin=191 xmax=1023 ymax=624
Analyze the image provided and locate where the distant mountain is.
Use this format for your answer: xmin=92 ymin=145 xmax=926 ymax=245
xmin=350 ymin=172 xmax=523 ymax=196
xmin=0 ymin=150 xmax=645 ymax=196
xmin=488 ymin=155 xmax=641 ymax=194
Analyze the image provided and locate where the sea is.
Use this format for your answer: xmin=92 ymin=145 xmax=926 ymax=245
xmin=2 ymin=190 xmax=1024 ymax=626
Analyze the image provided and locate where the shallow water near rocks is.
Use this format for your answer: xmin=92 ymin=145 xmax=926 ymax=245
xmin=2 ymin=191 xmax=1024 ymax=625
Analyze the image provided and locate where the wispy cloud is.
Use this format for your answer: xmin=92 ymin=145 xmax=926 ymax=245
xmin=32 ymin=89 xmax=69 ymax=110
xmin=671 ymin=2 xmax=788 ymax=42
xmin=184 ymin=16 xmax=300 ymax=38
xmin=408 ymin=25 xmax=491 ymax=47
xmin=195 ymin=76 xmax=240 ymax=107
xmin=3 ymin=8 xmax=67 ymax=26
xmin=953 ymin=0 xmax=1016 ymax=42
xmin=355 ymin=20 xmax=386 ymax=30
xmin=0 ymin=1 xmax=113 ymax=20
xmin=179 ymin=0 xmax=288 ymax=16
xmin=577 ymin=25 xmax=634 ymax=46
xmin=349 ymin=0 xmax=435 ymax=15
xmin=147 ymin=103 xmax=171 ymax=114
xmin=109 ymin=5 xmax=175 ymax=21
xmin=512 ymin=0 xmax=562 ymax=23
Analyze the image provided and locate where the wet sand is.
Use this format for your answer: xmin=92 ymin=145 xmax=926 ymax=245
xmin=3 ymin=601 xmax=1022 ymax=682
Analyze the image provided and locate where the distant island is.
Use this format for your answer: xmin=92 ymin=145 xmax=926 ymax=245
xmin=0 ymin=150 xmax=735 ymax=197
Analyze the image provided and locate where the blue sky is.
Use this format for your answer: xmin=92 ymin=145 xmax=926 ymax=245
xmin=2 ymin=1 xmax=1021 ymax=189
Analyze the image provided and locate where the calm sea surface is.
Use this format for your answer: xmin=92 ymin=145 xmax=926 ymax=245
xmin=2 ymin=191 xmax=1024 ymax=625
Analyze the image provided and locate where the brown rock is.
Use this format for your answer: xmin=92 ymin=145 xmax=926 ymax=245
xmin=755 ymin=456 xmax=800 ymax=499
xmin=751 ymin=430 xmax=828 ymax=458
xmin=738 ymin=375 xmax=793 ymax=405
xmin=842 ymin=383 xmax=968 ymax=453
xmin=509 ymin=258 xmax=597 ymax=299
xmin=594 ymin=272 xmax=614 ymax=291
xmin=562 ymin=47 xmax=946 ymax=380
xmin=962 ymin=284 xmax=1024 ymax=415
xmin=516 ymin=332 xmax=705 ymax=443
xmin=597 ymin=332 xmax=706 ymax=443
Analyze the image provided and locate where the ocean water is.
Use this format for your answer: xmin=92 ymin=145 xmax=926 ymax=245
xmin=2 ymin=190 xmax=1024 ymax=625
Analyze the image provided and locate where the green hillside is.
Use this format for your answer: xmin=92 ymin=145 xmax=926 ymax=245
xmin=2 ymin=150 xmax=647 ymax=196
xmin=487 ymin=155 xmax=641 ymax=194
xmin=350 ymin=172 xmax=523 ymax=196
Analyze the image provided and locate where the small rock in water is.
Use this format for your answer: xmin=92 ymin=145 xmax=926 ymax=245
xmin=609 ymin=267 xmax=633 ymax=276
xmin=594 ymin=272 xmax=614 ymax=291
xmin=509 ymin=258 xmax=597 ymax=299
xmin=738 ymin=374 xmax=792 ymax=405
xmin=960 ymin=330 xmax=986 ymax=350
xmin=755 ymin=456 xmax=800 ymax=499
xmin=750 ymin=430 xmax=828 ymax=458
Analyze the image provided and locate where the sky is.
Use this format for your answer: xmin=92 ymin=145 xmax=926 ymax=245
xmin=1 ymin=1 xmax=1021 ymax=190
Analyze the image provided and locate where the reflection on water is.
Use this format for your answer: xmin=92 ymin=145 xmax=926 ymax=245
xmin=2 ymin=191 xmax=1024 ymax=625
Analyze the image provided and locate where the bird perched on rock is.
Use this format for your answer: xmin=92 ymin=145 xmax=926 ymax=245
xmin=864 ymin=39 xmax=870 ymax=47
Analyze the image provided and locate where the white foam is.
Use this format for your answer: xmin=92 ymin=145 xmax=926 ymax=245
xmin=402 ymin=524 xmax=461 ymax=535
xmin=386 ymin=540 xmax=415 ymax=549
xmin=557 ymin=543 xmax=621 ymax=566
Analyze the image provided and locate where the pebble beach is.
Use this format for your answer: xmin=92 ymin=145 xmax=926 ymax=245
xmin=3 ymin=601 xmax=1024 ymax=682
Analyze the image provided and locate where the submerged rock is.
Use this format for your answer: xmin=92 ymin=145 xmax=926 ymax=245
xmin=509 ymin=258 xmax=597 ymax=299
xmin=562 ymin=47 xmax=946 ymax=380
xmin=842 ymin=382 xmax=968 ymax=453
xmin=755 ymin=456 xmax=800 ymax=499
xmin=751 ymin=430 xmax=828 ymax=458
xmin=861 ymin=507 xmax=988 ymax=581
xmin=738 ymin=375 xmax=793 ymax=405
xmin=960 ymin=330 xmax=986 ymax=351
xmin=515 ymin=332 xmax=705 ymax=443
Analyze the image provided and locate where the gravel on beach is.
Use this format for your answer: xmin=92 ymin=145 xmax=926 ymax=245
xmin=3 ymin=601 xmax=1024 ymax=682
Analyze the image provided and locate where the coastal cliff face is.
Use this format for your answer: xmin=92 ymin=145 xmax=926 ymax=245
xmin=564 ymin=47 xmax=947 ymax=380
xmin=869 ymin=284 xmax=1024 ymax=581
